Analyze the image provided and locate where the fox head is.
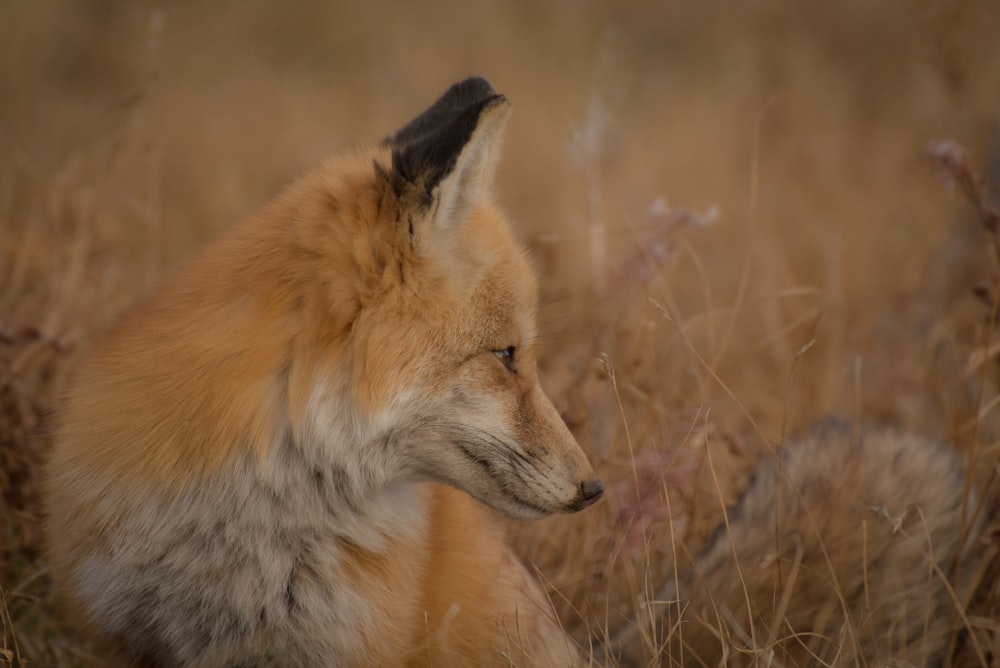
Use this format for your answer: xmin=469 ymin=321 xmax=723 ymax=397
xmin=57 ymin=78 xmax=601 ymax=526
xmin=281 ymin=78 xmax=602 ymax=519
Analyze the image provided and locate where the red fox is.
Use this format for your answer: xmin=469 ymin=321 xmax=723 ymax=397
xmin=44 ymin=78 xmax=603 ymax=667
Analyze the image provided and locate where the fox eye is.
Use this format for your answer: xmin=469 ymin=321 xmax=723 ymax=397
xmin=492 ymin=346 xmax=517 ymax=372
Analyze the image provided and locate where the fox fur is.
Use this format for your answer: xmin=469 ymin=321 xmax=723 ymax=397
xmin=614 ymin=422 xmax=989 ymax=666
xmin=44 ymin=77 xmax=603 ymax=667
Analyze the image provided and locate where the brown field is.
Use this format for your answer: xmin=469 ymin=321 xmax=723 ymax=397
xmin=3 ymin=1 xmax=1000 ymax=665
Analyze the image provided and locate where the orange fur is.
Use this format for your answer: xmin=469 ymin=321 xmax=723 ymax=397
xmin=45 ymin=79 xmax=600 ymax=666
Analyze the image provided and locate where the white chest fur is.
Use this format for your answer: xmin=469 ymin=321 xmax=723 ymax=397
xmin=75 ymin=433 xmax=430 ymax=667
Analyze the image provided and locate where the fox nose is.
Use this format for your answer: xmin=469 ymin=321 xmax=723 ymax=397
xmin=566 ymin=478 xmax=604 ymax=512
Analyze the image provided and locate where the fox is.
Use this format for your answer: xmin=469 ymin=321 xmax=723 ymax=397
xmin=43 ymin=77 xmax=604 ymax=667
xmin=612 ymin=421 xmax=990 ymax=666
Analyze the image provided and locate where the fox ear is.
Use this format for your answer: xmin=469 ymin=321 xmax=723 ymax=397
xmin=387 ymin=77 xmax=499 ymax=148
xmin=387 ymin=79 xmax=511 ymax=239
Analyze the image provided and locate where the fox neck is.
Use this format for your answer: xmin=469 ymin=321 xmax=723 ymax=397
xmin=257 ymin=432 xmax=430 ymax=554
xmin=268 ymin=380 xmax=429 ymax=553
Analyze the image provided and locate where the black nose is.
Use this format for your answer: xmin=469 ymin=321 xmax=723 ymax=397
xmin=568 ymin=478 xmax=604 ymax=512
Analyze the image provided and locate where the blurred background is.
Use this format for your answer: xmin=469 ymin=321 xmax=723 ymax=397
xmin=2 ymin=1 xmax=1000 ymax=665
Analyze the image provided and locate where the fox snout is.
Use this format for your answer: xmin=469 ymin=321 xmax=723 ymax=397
xmin=512 ymin=384 xmax=604 ymax=517
xmin=568 ymin=478 xmax=605 ymax=512
xmin=553 ymin=457 xmax=603 ymax=514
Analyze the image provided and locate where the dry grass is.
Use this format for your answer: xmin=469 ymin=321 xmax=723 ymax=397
xmin=2 ymin=1 xmax=1000 ymax=665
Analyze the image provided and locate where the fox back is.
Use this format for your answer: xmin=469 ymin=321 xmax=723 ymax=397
xmin=44 ymin=78 xmax=601 ymax=667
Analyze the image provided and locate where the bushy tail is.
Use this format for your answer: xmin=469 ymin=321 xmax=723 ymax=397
xmin=612 ymin=422 xmax=991 ymax=666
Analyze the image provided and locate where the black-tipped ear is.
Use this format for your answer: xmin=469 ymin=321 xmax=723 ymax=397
xmin=386 ymin=77 xmax=497 ymax=147
xmin=391 ymin=94 xmax=507 ymax=206
xmin=387 ymin=85 xmax=511 ymax=239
